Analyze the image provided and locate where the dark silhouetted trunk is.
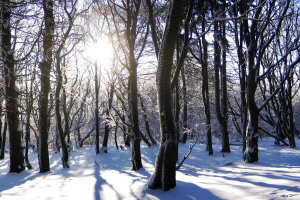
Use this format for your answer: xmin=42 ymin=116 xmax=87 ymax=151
xmin=139 ymin=94 xmax=157 ymax=145
xmin=94 ymin=63 xmax=100 ymax=154
xmin=148 ymin=0 xmax=184 ymax=191
xmin=102 ymin=83 xmax=114 ymax=153
xmin=212 ymin=1 xmax=230 ymax=153
xmin=180 ymin=66 xmax=188 ymax=144
xmin=2 ymin=0 xmax=25 ymax=173
xmin=38 ymin=0 xmax=55 ymax=173
xmin=55 ymin=55 xmax=69 ymax=168
xmin=0 ymin=120 xmax=7 ymax=160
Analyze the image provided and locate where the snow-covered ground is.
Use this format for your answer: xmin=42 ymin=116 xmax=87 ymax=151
xmin=1 ymin=138 xmax=300 ymax=200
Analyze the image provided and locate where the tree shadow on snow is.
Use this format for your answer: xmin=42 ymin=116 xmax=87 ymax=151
xmin=93 ymin=165 xmax=123 ymax=200
xmin=143 ymin=180 xmax=220 ymax=200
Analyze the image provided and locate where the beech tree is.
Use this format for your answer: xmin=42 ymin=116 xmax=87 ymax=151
xmin=148 ymin=0 xmax=184 ymax=191
xmin=38 ymin=0 xmax=55 ymax=173
xmin=1 ymin=0 xmax=25 ymax=173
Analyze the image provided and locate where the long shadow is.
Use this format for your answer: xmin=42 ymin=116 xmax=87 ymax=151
xmin=0 ymin=170 xmax=48 ymax=193
xmin=94 ymin=165 xmax=102 ymax=200
xmin=93 ymin=165 xmax=122 ymax=200
xmin=143 ymin=180 xmax=220 ymax=200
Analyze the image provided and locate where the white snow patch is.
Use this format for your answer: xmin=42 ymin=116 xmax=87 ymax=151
xmin=0 ymin=139 xmax=299 ymax=200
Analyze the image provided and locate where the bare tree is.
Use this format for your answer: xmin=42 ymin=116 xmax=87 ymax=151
xmin=1 ymin=0 xmax=25 ymax=173
xmin=38 ymin=0 xmax=55 ymax=172
xmin=148 ymin=0 xmax=184 ymax=191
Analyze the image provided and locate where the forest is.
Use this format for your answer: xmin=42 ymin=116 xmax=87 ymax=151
xmin=1 ymin=0 xmax=300 ymax=199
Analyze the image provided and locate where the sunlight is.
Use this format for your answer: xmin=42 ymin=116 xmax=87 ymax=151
xmin=84 ymin=36 xmax=114 ymax=73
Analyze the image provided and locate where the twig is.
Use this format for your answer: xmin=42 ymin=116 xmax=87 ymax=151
xmin=176 ymin=137 xmax=199 ymax=170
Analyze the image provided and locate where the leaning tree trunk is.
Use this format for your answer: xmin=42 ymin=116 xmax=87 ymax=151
xmin=2 ymin=0 xmax=25 ymax=173
xmin=38 ymin=0 xmax=55 ymax=173
xmin=148 ymin=0 xmax=184 ymax=191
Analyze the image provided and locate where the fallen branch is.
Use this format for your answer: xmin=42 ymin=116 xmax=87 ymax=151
xmin=176 ymin=137 xmax=199 ymax=170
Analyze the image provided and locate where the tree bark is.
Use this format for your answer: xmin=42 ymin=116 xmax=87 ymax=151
xmin=0 ymin=120 xmax=7 ymax=160
xmin=212 ymin=1 xmax=230 ymax=153
xmin=55 ymin=55 xmax=69 ymax=168
xmin=139 ymin=94 xmax=157 ymax=145
xmin=148 ymin=0 xmax=184 ymax=191
xmin=2 ymin=0 xmax=25 ymax=173
xmin=94 ymin=63 xmax=100 ymax=154
xmin=38 ymin=0 xmax=55 ymax=173
xmin=102 ymin=82 xmax=114 ymax=153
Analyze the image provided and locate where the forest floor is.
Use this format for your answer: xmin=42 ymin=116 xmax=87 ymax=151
xmin=0 ymin=138 xmax=300 ymax=200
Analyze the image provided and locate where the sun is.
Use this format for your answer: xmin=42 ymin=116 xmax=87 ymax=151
xmin=84 ymin=35 xmax=114 ymax=72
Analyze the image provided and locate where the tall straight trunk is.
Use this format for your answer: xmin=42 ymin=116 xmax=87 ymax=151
xmin=38 ymin=0 xmax=55 ymax=173
xmin=244 ymin=83 xmax=259 ymax=163
xmin=212 ymin=2 xmax=230 ymax=153
xmin=24 ymin=66 xmax=34 ymax=169
xmin=128 ymin=56 xmax=143 ymax=170
xmin=94 ymin=63 xmax=100 ymax=154
xmin=148 ymin=0 xmax=184 ymax=191
xmin=124 ymin=0 xmax=143 ymax=171
xmin=62 ymin=87 xmax=70 ymax=144
xmin=174 ymin=81 xmax=180 ymax=140
xmin=232 ymin=2 xmax=247 ymax=153
xmin=286 ymin=77 xmax=296 ymax=148
xmin=55 ymin=55 xmax=69 ymax=168
xmin=180 ymin=66 xmax=188 ymax=144
xmin=102 ymin=83 xmax=114 ymax=153
xmin=0 ymin=115 xmax=2 ymax=155
xmin=2 ymin=0 xmax=25 ymax=173
xmin=200 ymin=26 xmax=213 ymax=155
xmin=220 ymin=21 xmax=230 ymax=153
xmin=0 ymin=119 xmax=7 ymax=159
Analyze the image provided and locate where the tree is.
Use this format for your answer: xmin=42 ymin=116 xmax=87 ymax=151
xmin=191 ymin=0 xmax=213 ymax=155
xmin=238 ymin=0 xmax=300 ymax=162
xmin=1 ymin=0 xmax=25 ymax=173
xmin=212 ymin=0 xmax=230 ymax=153
xmin=148 ymin=0 xmax=184 ymax=191
xmin=38 ymin=0 xmax=55 ymax=173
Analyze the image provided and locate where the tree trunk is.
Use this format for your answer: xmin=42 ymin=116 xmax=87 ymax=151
xmin=102 ymin=83 xmax=114 ymax=153
xmin=201 ymin=26 xmax=213 ymax=155
xmin=139 ymin=94 xmax=157 ymax=145
xmin=180 ymin=66 xmax=188 ymax=144
xmin=128 ymin=61 xmax=143 ymax=170
xmin=212 ymin=2 xmax=230 ymax=153
xmin=55 ymin=55 xmax=69 ymax=168
xmin=94 ymin=63 xmax=100 ymax=154
xmin=124 ymin=0 xmax=143 ymax=171
xmin=148 ymin=0 xmax=184 ymax=191
xmin=0 ymin=120 xmax=7 ymax=160
xmin=24 ymin=66 xmax=34 ymax=170
xmin=244 ymin=94 xmax=259 ymax=163
xmin=38 ymin=0 xmax=55 ymax=173
xmin=174 ymin=81 xmax=180 ymax=141
xmin=2 ymin=0 xmax=25 ymax=173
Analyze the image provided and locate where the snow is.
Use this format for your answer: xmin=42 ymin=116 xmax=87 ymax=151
xmin=1 ymin=138 xmax=300 ymax=200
